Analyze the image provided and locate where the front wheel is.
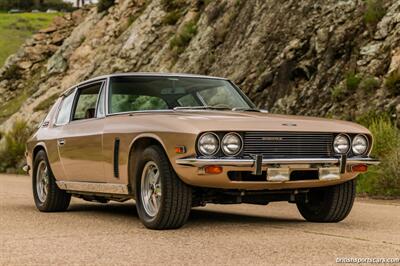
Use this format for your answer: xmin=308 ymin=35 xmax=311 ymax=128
xmin=296 ymin=179 xmax=356 ymax=222
xmin=135 ymin=145 xmax=192 ymax=230
xmin=32 ymin=150 xmax=71 ymax=212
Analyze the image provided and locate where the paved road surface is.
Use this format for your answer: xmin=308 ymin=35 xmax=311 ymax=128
xmin=1 ymin=174 xmax=399 ymax=265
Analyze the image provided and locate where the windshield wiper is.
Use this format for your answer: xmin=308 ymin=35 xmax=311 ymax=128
xmin=173 ymin=106 xmax=231 ymax=111
xmin=231 ymin=107 xmax=261 ymax=112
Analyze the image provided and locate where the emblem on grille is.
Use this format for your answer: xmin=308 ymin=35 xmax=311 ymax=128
xmin=261 ymin=137 xmax=284 ymax=141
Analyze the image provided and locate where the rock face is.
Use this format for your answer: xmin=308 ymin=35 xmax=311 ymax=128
xmin=0 ymin=0 xmax=399 ymax=131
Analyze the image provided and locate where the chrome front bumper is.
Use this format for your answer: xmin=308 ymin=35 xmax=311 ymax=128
xmin=176 ymin=156 xmax=379 ymax=182
xmin=176 ymin=156 xmax=380 ymax=168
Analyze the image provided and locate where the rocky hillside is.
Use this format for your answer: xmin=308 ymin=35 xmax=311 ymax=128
xmin=0 ymin=0 xmax=399 ymax=131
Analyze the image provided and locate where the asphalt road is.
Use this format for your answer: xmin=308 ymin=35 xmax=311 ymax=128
xmin=1 ymin=174 xmax=399 ymax=265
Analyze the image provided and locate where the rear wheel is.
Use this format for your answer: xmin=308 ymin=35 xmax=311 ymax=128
xmin=296 ymin=179 xmax=356 ymax=222
xmin=135 ymin=145 xmax=192 ymax=230
xmin=32 ymin=150 xmax=71 ymax=212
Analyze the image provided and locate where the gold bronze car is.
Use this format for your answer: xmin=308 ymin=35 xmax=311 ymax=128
xmin=25 ymin=73 xmax=379 ymax=229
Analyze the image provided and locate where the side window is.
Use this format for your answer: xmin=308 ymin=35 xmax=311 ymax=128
xmin=72 ymin=83 xmax=102 ymax=120
xmin=96 ymin=84 xmax=106 ymax=118
xmin=55 ymin=91 xmax=75 ymax=126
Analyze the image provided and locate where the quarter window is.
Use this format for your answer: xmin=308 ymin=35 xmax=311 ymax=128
xmin=72 ymin=83 xmax=102 ymax=120
xmin=55 ymin=91 xmax=75 ymax=125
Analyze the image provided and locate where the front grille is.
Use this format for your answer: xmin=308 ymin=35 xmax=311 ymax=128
xmin=243 ymin=132 xmax=334 ymax=158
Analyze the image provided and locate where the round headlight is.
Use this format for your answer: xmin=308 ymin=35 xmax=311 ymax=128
xmin=221 ymin=133 xmax=243 ymax=156
xmin=198 ymin=133 xmax=219 ymax=156
xmin=333 ymin=134 xmax=350 ymax=154
xmin=352 ymin=134 xmax=368 ymax=155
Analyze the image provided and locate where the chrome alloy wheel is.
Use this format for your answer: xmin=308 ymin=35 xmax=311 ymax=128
xmin=141 ymin=161 xmax=162 ymax=217
xmin=36 ymin=160 xmax=49 ymax=203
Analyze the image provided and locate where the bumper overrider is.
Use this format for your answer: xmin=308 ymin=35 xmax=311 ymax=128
xmin=176 ymin=155 xmax=379 ymax=182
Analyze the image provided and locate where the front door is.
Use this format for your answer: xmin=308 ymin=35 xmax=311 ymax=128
xmin=57 ymin=81 xmax=106 ymax=182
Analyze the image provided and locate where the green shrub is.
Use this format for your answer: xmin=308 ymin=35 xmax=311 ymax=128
xmin=345 ymin=72 xmax=362 ymax=91
xmin=330 ymin=85 xmax=345 ymax=101
xmin=364 ymin=0 xmax=386 ymax=26
xmin=0 ymin=91 xmax=28 ymax=124
xmin=385 ymin=70 xmax=400 ymax=96
xmin=170 ymin=20 xmax=198 ymax=53
xmin=357 ymin=116 xmax=400 ymax=197
xmin=0 ymin=120 xmax=32 ymax=173
xmin=2 ymin=63 xmax=22 ymax=80
xmin=162 ymin=10 xmax=182 ymax=25
xmin=97 ymin=0 xmax=115 ymax=13
xmin=360 ymin=76 xmax=380 ymax=92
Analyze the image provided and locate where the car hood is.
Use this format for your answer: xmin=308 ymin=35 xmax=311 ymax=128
xmin=125 ymin=110 xmax=370 ymax=135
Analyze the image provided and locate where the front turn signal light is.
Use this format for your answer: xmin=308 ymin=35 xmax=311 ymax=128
xmin=204 ymin=165 xmax=223 ymax=174
xmin=351 ymin=164 xmax=368 ymax=173
xmin=175 ymin=146 xmax=187 ymax=154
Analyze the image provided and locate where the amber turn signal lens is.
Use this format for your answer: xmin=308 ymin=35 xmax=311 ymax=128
xmin=351 ymin=164 xmax=368 ymax=172
xmin=175 ymin=146 xmax=186 ymax=154
xmin=204 ymin=165 xmax=223 ymax=174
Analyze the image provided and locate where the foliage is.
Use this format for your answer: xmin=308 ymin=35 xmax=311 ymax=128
xmin=162 ymin=9 xmax=182 ymax=25
xmin=0 ymin=0 xmax=35 ymax=11
xmin=97 ymin=0 xmax=115 ymax=13
xmin=2 ymin=63 xmax=21 ymax=80
xmin=345 ymin=72 xmax=361 ymax=91
xmin=0 ymin=12 xmax=59 ymax=66
xmin=330 ymin=85 xmax=345 ymax=101
xmin=170 ymin=20 xmax=197 ymax=53
xmin=363 ymin=0 xmax=386 ymax=26
xmin=385 ymin=70 xmax=400 ymax=96
xmin=0 ymin=119 xmax=32 ymax=173
xmin=357 ymin=115 xmax=400 ymax=197
xmin=0 ymin=0 xmax=72 ymax=11
xmin=359 ymin=76 xmax=380 ymax=92
xmin=0 ymin=91 xmax=28 ymax=124
xmin=33 ymin=93 xmax=59 ymax=112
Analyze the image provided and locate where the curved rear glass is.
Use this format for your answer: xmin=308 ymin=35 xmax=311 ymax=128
xmin=108 ymin=76 xmax=254 ymax=114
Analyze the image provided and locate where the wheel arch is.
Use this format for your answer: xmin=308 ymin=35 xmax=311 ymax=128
xmin=32 ymin=142 xmax=48 ymax=162
xmin=127 ymin=134 xmax=168 ymax=197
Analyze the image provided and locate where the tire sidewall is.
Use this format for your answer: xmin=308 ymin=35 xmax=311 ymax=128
xmin=32 ymin=150 xmax=51 ymax=211
xmin=135 ymin=146 xmax=167 ymax=227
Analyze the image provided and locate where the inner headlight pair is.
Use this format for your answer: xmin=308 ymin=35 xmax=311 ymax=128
xmin=198 ymin=132 xmax=242 ymax=156
xmin=333 ymin=134 xmax=369 ymax=155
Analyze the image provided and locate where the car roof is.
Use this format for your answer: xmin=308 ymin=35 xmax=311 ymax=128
xmin=61 ymin=72 xmax=228 ymax=96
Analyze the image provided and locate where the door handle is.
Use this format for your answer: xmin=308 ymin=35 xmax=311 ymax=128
xmin=57 ymin=139 xmax=65 ymax=146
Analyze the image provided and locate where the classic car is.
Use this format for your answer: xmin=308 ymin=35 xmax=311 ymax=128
xmin=25 ymin=73 xmax=379 ymax=229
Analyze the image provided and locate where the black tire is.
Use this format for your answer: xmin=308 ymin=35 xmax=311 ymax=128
xmin=296 ymin=179 xmax=356 ymax=222
xmin=32 ymin=150 xmax=71 ymax=212
xmin=135 ymin=145 xmax=192 ymax=230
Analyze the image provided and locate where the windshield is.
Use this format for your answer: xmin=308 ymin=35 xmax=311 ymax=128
xmin=108 ymin=76 xmax=255 ymax=113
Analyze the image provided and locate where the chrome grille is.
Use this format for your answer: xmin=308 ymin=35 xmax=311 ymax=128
xmin=243 ymin=132 xmax=334 ymax=158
